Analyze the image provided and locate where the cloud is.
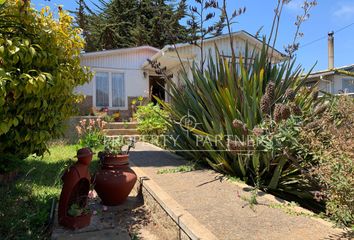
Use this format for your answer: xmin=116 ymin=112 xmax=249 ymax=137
xmin=333 ymin=3 xmax=354 ymax=19
xmin=284 ymin=0 xmax=303 ymax=12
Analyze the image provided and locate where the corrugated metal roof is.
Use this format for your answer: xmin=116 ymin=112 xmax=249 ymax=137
xmin=307 ymin=64 xmax=354 ymax=79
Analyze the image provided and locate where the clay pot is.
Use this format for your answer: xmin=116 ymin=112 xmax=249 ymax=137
xmin=62 ymin=213 xmax=92 ymax=230
xmin=0 ymin=169 xmax=18 ymax=184
xmin=58 ymin=148 xmax=92 ymax=230
xmin=76 ymin=148 xmax=93 ymax=165
xmin=94 ymin=154 xmax=137 ymax=206
xmin=101 ymin=154 xmax=129 ymax=168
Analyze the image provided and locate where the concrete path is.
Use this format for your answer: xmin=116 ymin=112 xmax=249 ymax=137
xmin=130 ymin=142 xmax=352 ymax=240
xmin=51 ymin=189 xmax=166 ymax=240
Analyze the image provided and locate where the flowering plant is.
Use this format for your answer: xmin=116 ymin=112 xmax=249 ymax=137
xmin=112 ymin=112 xmax=120 ymax=121
xmin=76 ymin=118 xmax=106 ymax=149
xmin=90 ymin=107 xmax=109 ymax=117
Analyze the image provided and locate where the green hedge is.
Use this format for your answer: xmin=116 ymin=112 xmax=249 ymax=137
xmin=0 ymin=1 xmax=91 ymax=172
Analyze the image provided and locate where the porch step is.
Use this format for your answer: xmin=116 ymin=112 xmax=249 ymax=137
xmin=105 ymin=122 xmax=138 ymax=129
xmin=103 ymin=128 xmax=139 ymax=136
xmin=105 ymin=135 xmax=140 ymax=141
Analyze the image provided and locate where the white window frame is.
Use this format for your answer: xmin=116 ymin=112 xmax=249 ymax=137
xmin=93 ymin=68 xmax=127 ymax=110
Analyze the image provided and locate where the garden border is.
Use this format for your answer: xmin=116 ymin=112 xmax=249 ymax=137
xmin=131 ymin=163 xmax=219 ymax=240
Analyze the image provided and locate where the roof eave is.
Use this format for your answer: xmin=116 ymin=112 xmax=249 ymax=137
xmin=81 ymin=46 xmax=160 ymax=58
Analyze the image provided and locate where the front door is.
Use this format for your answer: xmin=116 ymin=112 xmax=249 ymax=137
xmin=149 ymin=76 xmax=165 ymax=104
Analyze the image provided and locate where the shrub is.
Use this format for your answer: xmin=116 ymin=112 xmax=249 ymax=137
xmin=158 ymin=41 xmax=317 ymax=198
xmin=0 ymin=1 xmax=91 ymax=171
xmin=103 ymin=114 xmax=115 ymax=122
xmin=300 ymin=96 xmax=354 ymax=226
xmin=76 ymin=118 xmax=105 ymax=149
xmin=135 ymin=103 xmax=169 ymax=136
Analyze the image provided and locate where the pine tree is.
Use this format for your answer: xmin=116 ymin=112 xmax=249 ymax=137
xmin=74 ymin=0 xmax=189 ymax=51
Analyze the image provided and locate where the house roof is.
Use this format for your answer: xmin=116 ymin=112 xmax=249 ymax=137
xmin=166 ymin=30 xmax=285 ymax=57
xmin=80 ymin=30 xmax=285 ymax=69
xmin=142 ymin=30 xmax=286 ymax=69
xmin=307 ymin=64 xmax=354 ymax=79
xmin=81 ymin=46 xmax=160 ymax=58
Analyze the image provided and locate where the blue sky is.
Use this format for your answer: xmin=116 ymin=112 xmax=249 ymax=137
xmin=32 ymin=0 xmax=354 ymax=72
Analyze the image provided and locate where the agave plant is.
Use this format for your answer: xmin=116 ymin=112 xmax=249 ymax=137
xmin=157 ymin=39 xmax=320 ymax=198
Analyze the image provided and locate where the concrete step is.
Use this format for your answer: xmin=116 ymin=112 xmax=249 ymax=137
xmin=105 ymin=135 xmax=140 ymax=141
xmin=103 ymin=128 xmax=139 ymax=136
xmin=104 ymin=122 xmax=138 ymax=129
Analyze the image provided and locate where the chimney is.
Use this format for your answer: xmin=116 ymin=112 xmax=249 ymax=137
xmin=328 ymin=31 xmax=334 ymax=69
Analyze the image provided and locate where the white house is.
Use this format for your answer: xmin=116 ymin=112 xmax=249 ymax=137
xmin=306 ymin=64 xmax=354 ymax=96
xmin=305 ymin=32 xmax=354 ymax=97
xmin=76 ymin=30 xmax=285 ymax=118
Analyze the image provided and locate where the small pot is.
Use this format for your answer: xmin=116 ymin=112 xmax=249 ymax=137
xmin=60 ymin=213 xmax=91 ymax=230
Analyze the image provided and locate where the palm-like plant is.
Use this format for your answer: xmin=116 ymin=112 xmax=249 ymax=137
xmin=157 ymin=39 xmax=319 ymax=199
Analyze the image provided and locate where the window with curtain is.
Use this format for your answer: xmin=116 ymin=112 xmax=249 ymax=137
xmin=112 ymin=73 xmax=125 ymax=107
xmin=96 ymin=72 xmax=109 ymax=107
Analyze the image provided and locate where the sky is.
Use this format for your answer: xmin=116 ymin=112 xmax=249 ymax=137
xmin=31 ymin=0 xmax=354 ymax=72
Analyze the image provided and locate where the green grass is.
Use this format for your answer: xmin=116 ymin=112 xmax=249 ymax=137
xmin=157 ymin=164 xmax=198 ymax=174
xmin=0 ymin=144 xmax=100 ymax=240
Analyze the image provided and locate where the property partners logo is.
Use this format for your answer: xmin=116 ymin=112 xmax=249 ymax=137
xmin=177 ymin=110 xmax=202 ymax=135
xmin=107 ymin=111 xmax=256 ymax=153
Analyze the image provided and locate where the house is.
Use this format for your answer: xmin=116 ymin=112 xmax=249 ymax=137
xmin=76 ymin=30 xmax=285 ymax=118
xmin=306 ymin=64 xmax=354 ymax=96
xmin=305 ymin=32 xmax=354 ymax=96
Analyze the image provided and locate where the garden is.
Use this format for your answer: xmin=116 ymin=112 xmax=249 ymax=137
xmin=0 ymin=0 xmax=353 ymax=239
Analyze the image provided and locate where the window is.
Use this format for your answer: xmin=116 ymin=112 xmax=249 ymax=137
xmin=95 ymin=71 xmax=126 ymax=108
xmin=96 ymin=72 xmax=109 ymax=107
xmin=112 ymin=73 xmax=125 ymax=107
xmin=342 ymin=78 xmax=354 ymax=93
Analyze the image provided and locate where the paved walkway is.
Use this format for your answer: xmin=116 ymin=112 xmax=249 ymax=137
xmin=130 ymin=142 xmax=352 ymax=240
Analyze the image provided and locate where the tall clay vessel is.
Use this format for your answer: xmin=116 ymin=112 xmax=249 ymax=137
xmin=58 ymin=148 xmax=93 ymax=229
xmin=94 ymin=154 xmax=137 ymax=206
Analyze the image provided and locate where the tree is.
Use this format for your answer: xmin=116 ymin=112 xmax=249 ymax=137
xmin=76 ymin=0 xmax=189 ymax=51
xmin=0 ymin=0 xmax=91 ymax=172
xmin=148 ymin=0 xmax=189 ymax=48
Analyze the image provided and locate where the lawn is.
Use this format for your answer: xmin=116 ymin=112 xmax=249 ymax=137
xmin=0 ymin=144 xmax=99 ymax=240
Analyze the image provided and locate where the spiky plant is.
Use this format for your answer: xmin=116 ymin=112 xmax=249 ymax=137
xmin=228 ymin=140 xmax=247 ymax=152
xmin=157 ymin=39 xmax=318 ymax=198
xmin=252 ymin=127 xmax=264 ymax=136
xmin=274 ymin=104 xmax=283 ymax=123
xmin=281 ymin=104 xmax=291 ymax=120
xmin=291 ymin=104 xmax=302 ymax=116
xmin=265 ymin=81 xmax=275 ymax=102
xmin=260 ymin=94 xmax=271 ymax=115
xmin=285 ymin=88 xmax=296 ymax=101
xmin=232 ymin=119 xmax=248 ymax=136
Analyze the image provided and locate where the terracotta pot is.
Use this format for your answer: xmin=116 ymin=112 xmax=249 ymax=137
xmin=0 ymin=169 xmax=18 ymax=184
xmin=61 ymin=213 xmax=91 ymax=230
xmin=94 ymin=154 xmax=137 ymax=206
xmin=58 ymin=148 xmax=92 ymax=230
xmin=76 ymin=148 xmax=93 ymax=166
xmin=101 ymin=154 xmax=129 ymax=168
